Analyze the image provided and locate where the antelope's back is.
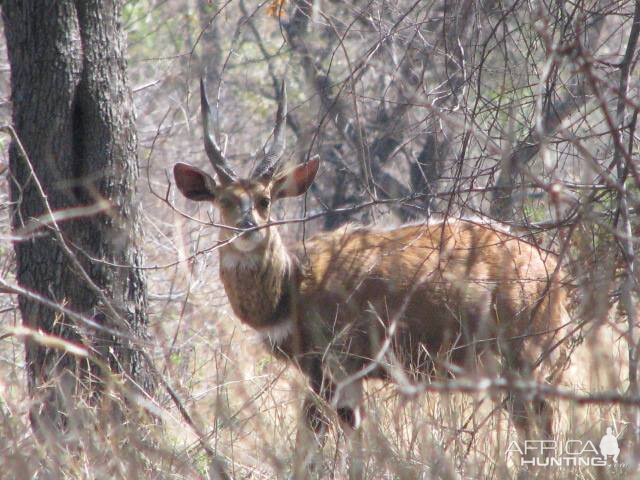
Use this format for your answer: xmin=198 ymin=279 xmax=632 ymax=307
xmin=296 ymin=219 xmax=567 ymax=370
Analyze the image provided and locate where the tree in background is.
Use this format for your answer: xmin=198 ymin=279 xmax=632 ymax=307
xmin=2 ymin=0 xmax=153 ymax=434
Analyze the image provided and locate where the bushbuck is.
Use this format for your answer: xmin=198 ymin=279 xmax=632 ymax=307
xmin=174 ymin=79 xmax=569 ymax=450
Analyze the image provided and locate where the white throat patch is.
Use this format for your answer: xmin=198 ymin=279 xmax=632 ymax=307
xmin=256 ymin=317 xmax=294 ymax=348
xmin=219 ymin=250 xmax=263 ymax=271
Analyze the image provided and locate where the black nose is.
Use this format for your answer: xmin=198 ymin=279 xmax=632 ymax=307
xmin=238 ymin=219 xmax=256 ymax=230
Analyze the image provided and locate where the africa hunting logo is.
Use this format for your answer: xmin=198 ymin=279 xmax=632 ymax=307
xmin=506 ymin=426 xmax=622 ymax=467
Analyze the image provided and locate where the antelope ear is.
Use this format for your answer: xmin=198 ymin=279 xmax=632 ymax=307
xmin=174 ymin=163 xmax=218 ymax=201
xmin=271 ymin=157 xmax=320 ymax=199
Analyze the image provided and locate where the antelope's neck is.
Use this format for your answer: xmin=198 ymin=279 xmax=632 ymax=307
xmin=219 ymin=232 xmax=294 ymax=335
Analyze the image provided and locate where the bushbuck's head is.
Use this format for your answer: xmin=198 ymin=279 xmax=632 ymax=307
xmin=174 ymin=79 xmax=319 ymax=252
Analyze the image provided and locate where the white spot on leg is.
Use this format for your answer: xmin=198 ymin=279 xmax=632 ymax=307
xmin=352 ymin=405 xmax=363 ymax=430
xmin=333 ymin=379 xmax=364 ymax=430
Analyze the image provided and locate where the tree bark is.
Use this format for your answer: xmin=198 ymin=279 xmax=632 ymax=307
xmin=2 ymin=0 xmax=152 ymax=433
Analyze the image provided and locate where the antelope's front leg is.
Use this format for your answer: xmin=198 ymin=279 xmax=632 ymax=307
xmin=298 ymin=378 xmax=364 ymax=442
xmin=332 ymin=379 xmax=365 ymax=480
xmin=332 ymin=378 xmax=364 ymax=434
xmin=295 ymin=381 xmax=365 ymax=478
xmin=292 ymin=394 xmax=324 ymax=478
xmin=302 ymin=371 xmax=365 ymax=437
xmin=300 ymin=390 xmax=331 ymax=443
xmin=293 ymin=359 xmax=333 ymax=477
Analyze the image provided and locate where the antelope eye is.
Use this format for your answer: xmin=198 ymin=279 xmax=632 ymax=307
xmin=258 ymin=197 xmax=270 ymax=209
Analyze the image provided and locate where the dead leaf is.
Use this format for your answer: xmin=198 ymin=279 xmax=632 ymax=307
xmin=267 ymin=0 xmax=286 ymax=18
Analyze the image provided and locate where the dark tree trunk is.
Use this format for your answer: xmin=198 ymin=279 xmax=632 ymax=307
xmin=2 ymin=0 xmax=153 ymax=433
